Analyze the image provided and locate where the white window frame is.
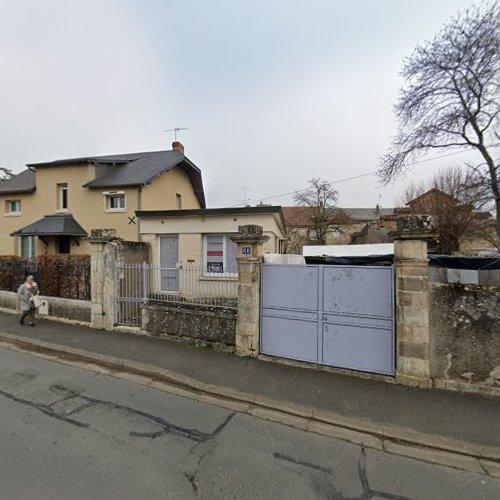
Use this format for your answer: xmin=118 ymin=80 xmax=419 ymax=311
xmin=103 ymin=191 xmax=126 ymax=212
xmin=57 ymin=183 xmax=68 ymax=212
xmin=5 ymin=199 xmax=21 ymax=216
xmin=19 ymin=235 xmax=35 ymax=258
xmin=202 ymin=234 xmax=238 ymax=277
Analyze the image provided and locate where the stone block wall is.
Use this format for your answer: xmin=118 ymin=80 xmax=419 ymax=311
xmin=429 ymin=267 xmax=500 ymax=286
xmin=142 ymin=301 xmax=237 ymax=350
xmin=394 ymin=239 xmax=431 ymax=381
xmin=430 ymin=282 xmax=500 ymax=390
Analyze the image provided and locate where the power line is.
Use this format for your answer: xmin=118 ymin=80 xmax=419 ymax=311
xmin=231 ymin=149 xmax=470 ymax=207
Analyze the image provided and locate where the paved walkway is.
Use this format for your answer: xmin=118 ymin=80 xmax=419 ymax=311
xmin=0 ymin=312 xmax=499 ymax=448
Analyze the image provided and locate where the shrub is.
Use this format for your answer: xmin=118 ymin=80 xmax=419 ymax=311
xmin=38 ymin=254 xmax=91 ymax=300
xmin=0 ymin=256 xmax=29 ymax=292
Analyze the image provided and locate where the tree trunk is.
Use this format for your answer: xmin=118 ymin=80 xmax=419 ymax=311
xmin=477 ymin=144 xmax=500 ymax=240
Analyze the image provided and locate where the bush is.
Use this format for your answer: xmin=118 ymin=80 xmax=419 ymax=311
xmin=38 ymin=254 xmax=91 ymax=300
xmin=0 ymin=256 xmax=29 ymax=292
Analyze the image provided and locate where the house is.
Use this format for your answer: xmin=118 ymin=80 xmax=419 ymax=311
xmin=137 ymin=206 xmax=286 ymax=274
xmin=282 ymin=206 xmax=394 ymax=254
xmin=0 ymin=142 xmax=205 ymax=257
xmin=394 ymin=188 xmax=498 ymax=254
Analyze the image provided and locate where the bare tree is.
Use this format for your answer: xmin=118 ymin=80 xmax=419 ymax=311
xmin=378 ymin=2 xmax=500 ymax=239
xmin=398 ymin=166 xmax=497 ymax=253
xmin=0 ymin=166 xmax=12 ymax=182
xmin=293 ymin=178 xmax=340 ymax=245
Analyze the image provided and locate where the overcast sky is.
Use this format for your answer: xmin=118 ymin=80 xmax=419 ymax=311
xmin=0 ymin=0 xmax=480 ymax=208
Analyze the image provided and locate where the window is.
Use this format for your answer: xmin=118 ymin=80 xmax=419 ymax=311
xmin=5 ymin=199 xmax=21 ymax=215
xmin=176 ymin=193 xmax=182 ymax=210
xmin=58 ymin=183 xmax=68 ymax=210
xmin=105 ymin=192 xmax=126 ymax=211
xmin=204 ymin=234 xmax=238 ymax=275
xmin=19 ymin=236 xmax=35 ymax=258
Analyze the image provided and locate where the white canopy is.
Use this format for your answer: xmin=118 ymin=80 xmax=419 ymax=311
xmin=302 ymin=243 xmax=394 ymax=257
xmin=263 ymin=253 xmax=306 ymax=265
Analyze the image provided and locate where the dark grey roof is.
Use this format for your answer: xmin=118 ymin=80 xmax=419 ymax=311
xmin=0 ymin=169 xmax=36 ymax=195
xmin=136 ymin=206 xmax=286 ymax=232
xmin=28 ymin=149 xmax=206 ymax=208
xmin=11 ymin=213 xmax=88 ymax=237
xmin=341 ymin=208 xmax=394 ymax=221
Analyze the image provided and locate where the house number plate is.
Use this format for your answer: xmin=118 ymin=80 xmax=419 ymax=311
xmin=242 ymin=247 xmax=252 ymax=255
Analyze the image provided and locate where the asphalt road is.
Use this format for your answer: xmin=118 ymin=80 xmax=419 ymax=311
xmin=0 ymin=345 xmax=498 ymax=500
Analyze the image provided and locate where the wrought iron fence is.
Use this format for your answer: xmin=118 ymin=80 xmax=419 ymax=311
xmin=115 ymin=263 xmax=238 ymax=327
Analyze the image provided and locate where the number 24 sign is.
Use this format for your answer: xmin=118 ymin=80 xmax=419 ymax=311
xmin=242 ymin=247 xmax=252 ymax=255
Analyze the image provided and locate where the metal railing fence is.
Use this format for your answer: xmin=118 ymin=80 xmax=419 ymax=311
xmin=115 ymin=263 xmax=238 ymax=327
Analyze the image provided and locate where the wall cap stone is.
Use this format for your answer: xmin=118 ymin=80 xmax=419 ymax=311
xmin=390 ymin=215 xmax=437 ymax=240
xmin=230 ymin=224 xmax=270 ymax=245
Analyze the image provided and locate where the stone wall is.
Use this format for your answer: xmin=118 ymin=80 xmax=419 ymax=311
xmin=0 ymin=290 xmax=91 ymax=325
xmin=430 ymin=282 xmax=500 ymax=389
xmin=0 ymin=290 xmax=17 ymax=311
xmin=44 ymin=296 xmax=92 ymax=324
xmin=429 ymin=266 xmax=500 ymax=286
xmin=142 ymin=301 xmax=237 ymax=350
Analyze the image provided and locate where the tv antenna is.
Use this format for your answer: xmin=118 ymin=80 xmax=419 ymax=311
xmin=164 ymin=127 xmax=188 ymax=141
xmin=242 ymin=187 xmax=251 ymax=206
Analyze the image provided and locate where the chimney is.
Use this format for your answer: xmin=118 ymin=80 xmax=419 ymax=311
xmin=172 ymin=141 xmax=185 ymax=153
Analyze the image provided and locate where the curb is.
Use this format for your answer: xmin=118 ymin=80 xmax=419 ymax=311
xmin=0 ymin=330 xmax=499 ymax=477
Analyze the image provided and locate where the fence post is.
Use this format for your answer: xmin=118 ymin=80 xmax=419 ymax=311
xmin=230 ymin=225 xmax=269 ymax=357
xmin=142 ymin=262 xmax=148 ymax=304
xmin=391 ymin=215 xmax=436 ymax=387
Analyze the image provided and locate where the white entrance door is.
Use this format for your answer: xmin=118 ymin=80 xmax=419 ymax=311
xmin=160 ymin=236 xmax=179 ymax=292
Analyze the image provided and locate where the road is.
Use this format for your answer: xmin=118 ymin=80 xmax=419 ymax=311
xmin=0 ymin=345 xmax=498 ymax=500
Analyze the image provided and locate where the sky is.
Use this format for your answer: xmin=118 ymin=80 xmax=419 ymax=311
xmin=0 ymin=0 xmax=481 ymax=209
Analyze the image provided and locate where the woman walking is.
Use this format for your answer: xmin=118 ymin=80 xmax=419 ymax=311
xmin=17 ymin=275 xmax=39 ymax=326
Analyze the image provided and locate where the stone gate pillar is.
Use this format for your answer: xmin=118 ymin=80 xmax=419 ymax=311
xmin=89 ymin=230 xmax=119 ymax=330
xmin=231 ymin=225 xmax=269 ymax=357
xmin=391 ymin=216 xmax=436 ymax=386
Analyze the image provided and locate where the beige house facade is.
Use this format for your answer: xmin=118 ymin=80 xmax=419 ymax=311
xmin=138 ymin=207 xmax=286 ymax=273
xmin=0 ymin=143 xmax=205 ymax=257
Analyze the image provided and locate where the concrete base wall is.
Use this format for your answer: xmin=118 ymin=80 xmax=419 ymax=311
xmin=0 ymin=290 xmax=18 ymax=311
xmin=0 ymin=290 xmax=91 ymax=325
xmin=142 ymin=301 xmax=237 ymax=349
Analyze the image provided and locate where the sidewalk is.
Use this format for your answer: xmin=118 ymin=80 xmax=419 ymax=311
xmin=0 ymin=312 xmax=499 ymax=451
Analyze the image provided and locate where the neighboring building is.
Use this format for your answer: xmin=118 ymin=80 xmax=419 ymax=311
xmin=0 ymin=142 xmax=205 ymax=256
xmin=395 ymin=188 xmax=498 ymax=254
xmin=137 ymin=206 xmax=286 ymax=273
xmin=282 ymin=206 xmax=394 ymax=254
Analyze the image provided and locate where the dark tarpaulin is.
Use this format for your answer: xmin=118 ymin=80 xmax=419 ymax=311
xmin=428 ymin=255 xmax=500 ymax=270
xmin=304 ymin=254 xmax=500 ymax=270
xmin=305 ymin=255 xmax=394 ymax=266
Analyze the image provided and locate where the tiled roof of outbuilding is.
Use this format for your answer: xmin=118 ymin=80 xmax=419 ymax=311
xmin=0 ymin=169 xmax=36 ymax=194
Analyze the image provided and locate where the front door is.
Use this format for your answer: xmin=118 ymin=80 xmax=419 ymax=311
xmin=58 ymin=236 xmax=71 ymax=254
xmin=159 ymin=236 xmax=179 ymax=292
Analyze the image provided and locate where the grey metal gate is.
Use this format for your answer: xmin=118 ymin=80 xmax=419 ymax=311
xmin=260 ymin=264 xmax=395 ymax=375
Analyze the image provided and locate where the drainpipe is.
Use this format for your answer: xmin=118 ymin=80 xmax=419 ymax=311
xmin=137 ymin=186 xmax=143 ymax=241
